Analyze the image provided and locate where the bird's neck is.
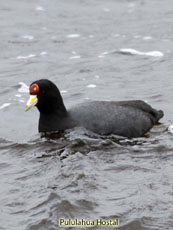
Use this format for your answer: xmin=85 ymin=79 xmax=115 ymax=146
xmin=38 ymin=109 xmax=70 ymax=133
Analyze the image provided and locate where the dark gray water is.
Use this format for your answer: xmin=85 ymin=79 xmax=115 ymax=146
xmin=0 ymin=0 xmax=173 ymax=229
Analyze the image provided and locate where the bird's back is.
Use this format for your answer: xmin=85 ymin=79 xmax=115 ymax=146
xmin=69 ymin=100 xmax=163 ymax=138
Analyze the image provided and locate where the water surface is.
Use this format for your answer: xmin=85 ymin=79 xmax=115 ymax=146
xmin=0 ymin=0 xmax=173 ymax=229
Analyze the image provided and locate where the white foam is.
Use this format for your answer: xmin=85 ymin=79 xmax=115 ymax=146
xmin=168 ymin=125 xmax=173 ymax=134
xmin=19 ymin=99 xmax=25 ymax=103
xmin=101 ymin=51 xmax=109 ymax=55
xmin=60 ymin=90 xmax=68 ymax=94
xmin=95 ymin=75 xmax=100 ymax=79
xmin=15 ymin=94 xmax=22 ymax=98
xmin=113 ymin=34 xmax=120 ymax=38
xmin=36 ymin=6 xmax=45 ymax=11
xmin=22 ymin=35 xmax=34 ymax=40
xmin=87 ymin=84 xmax=96 ymax=88
xmin=0 ymin=103 xmax=11 ymax=109
xmin=119 ymin=48 xmax=164 ymax=57
xmin=98 ymin=51 xmax=109 ymax=58
xmin=146 ymin=51 xmax=164 ymax=57
xmin=17 ymin=54 xmax=36 ymax=59
xmin=18 ymin=82 xmax=29 ymax=93
xmin=143 ymin=36 xmax=152 ymax=40
xmin=40 ymin=51 xmax=47 ymax=56
xmin=120 ymin=49 xmax=143 ymax=55
xmin=66 ymin=34 xmax=80 ymax=38
xmin=69 ymin=55 xmax=81 ymax=59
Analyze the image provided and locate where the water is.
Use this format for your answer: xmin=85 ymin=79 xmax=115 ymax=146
xmin=0 ymin=0 xmax=173 ymax=229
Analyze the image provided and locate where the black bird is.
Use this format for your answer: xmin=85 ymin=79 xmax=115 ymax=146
xmin=25 ymin=79 xmax=163 ymax=138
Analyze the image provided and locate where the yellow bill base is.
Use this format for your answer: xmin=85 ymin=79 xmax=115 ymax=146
xmin=25 ymin=95 xmax=38 ymax=111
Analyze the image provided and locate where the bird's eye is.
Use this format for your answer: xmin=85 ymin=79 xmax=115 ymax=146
xmin=30 ymin=83 xmax=39 ymax=95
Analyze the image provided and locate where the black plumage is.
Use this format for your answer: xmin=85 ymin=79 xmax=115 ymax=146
xmin=27 ymin=79 xmax=163 ymax=138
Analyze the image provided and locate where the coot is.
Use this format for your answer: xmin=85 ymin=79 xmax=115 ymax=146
xmin=25 ymin=79 xmax=163 ymax=138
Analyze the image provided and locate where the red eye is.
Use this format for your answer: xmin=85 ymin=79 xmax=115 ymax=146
xmin=30 ymin=83 xmax=39 ymax=95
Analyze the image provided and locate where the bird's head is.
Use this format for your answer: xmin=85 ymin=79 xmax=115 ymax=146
xmin=25 ymin=79 xmax=66 ymax=114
